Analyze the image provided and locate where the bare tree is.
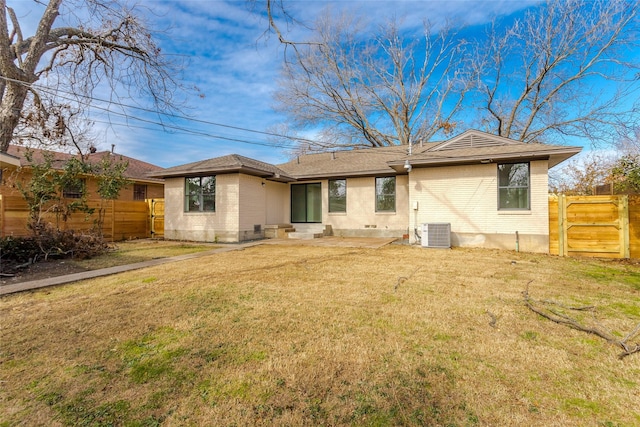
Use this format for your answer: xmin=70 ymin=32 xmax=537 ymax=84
xmin=0 ymin=0 xmax=183 ymax=154
xmin=549 ymin=152 xmax=616 ymax=195
xmin=616 ymin=127 xmax=640 ymax=154
xmin=472 ymin=0 xmax=640 ymax=145
xmin=270 ymin=6 xmax=471 ymax=149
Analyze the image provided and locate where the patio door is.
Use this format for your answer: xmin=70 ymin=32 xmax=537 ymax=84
xmin=291 ymin=183 xmax=322 ymax=223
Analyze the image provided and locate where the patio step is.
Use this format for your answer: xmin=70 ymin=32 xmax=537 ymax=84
xmin=287 ymin=223 xmax=328 ymax=239
xmin=287 ymin=231 xmax=324 ymax=240
xmin=265 ymin=224 xmax=295 ymax=239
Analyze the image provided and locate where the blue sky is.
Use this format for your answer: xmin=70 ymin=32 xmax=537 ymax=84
xmin=12 ymin=0 xmax=595 ymax=168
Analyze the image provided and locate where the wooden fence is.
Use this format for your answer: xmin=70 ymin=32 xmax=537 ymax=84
xmin=0 ymin=195 xmax=164 ymax=241
xmin=148 ymin=198 xmax=165 ymax=239
xmin=550 ymin=195 xmax=640 ymax=259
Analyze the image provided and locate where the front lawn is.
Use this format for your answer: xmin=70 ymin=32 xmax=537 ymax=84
xmin=1 ymin=244 xmax=638 ymax=426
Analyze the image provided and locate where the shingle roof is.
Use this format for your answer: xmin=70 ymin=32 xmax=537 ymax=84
xmin=388 ymin=131 xmax=581 ymax=170
xmin=277 ymin=144 xmax=434 ymax=179
xmin=7 ymin=145 xmax=164 ymax=183
xmin=148 ymin=130 xmax=582 ymax=181
xmin=150 ymin=154 xmax=295 ymax=182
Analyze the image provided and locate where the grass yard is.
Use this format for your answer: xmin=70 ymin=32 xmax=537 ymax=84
xmin=1 ymin=244 xmax=639 ymax=426
xmin=74 ymin=240 xmax=219 ymax=270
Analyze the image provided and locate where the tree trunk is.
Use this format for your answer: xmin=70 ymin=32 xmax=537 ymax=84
xmin=0 ymin=82 xmax=29 ymax=152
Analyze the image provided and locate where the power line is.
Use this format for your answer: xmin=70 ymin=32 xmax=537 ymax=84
xmin=0 ymin=75 xmax=316 ymax=146
xmin=1 ymin=75 xmax=423 ymax=156
xmin=90 ymin=119 xmax=297 ymax=149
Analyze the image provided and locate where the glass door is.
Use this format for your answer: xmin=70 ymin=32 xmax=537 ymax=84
xmin=291 ymin=183 xmax=322 ymax=223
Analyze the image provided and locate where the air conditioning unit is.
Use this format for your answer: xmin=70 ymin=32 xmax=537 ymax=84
xmin=421 ymin=223 xmax=451 ymax=248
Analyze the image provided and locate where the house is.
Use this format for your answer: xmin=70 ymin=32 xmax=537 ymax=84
xmin=0 ymin=145 xmax=164 ymax=201
xmin=151 ymin=130 xmax=581 ymax=253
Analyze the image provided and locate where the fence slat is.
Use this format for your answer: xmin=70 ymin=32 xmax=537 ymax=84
xmin=0 ymin=196 xmax=160 ymax=241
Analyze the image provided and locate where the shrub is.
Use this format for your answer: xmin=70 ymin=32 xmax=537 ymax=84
xmin=0 ymin=227 xmax=109 ymax=274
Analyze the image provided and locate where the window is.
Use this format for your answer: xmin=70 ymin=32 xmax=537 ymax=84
xmin=498 ymin=162 xmax=530 ymax=210
xmin=328 ymin=179 xmax=346 ymax=213
xmin=185 ymin=176 xmax=215 ymax=212
xmin=63 ymin=179 xmax=85 ymax=199
xmin=133 ymin=184 xmax=147 ymax=201
xmin=375 ymin=176 xmax=396 ymax=212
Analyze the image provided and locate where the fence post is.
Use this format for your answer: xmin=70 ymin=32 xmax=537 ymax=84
xmin=110 ymin=200 xmax=116 ymax=241
xmin=558 ymin=194 xmax=566 ymax=257
xmin=619 ymin=195 xmax=630 ymax=259
xmin=147 ymin=198 xmax=153 ymax=237
xmin=0 ymin=195 xmax=3 ymax=238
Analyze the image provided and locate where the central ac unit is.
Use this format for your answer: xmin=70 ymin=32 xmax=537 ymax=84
xmin=421 ymin=223 xmax=451 ymax=248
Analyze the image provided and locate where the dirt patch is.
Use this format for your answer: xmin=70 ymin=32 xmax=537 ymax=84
xmin=0 ymin=260 xmax=89 ymax=286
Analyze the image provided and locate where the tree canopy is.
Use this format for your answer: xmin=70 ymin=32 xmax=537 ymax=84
xmin=273 ymin=11 xmax=470 ymax=149
xmin=269 ymin=0 xmax=640 ymax=150
xmin=0 ymin=0 xmax=183 ymax=154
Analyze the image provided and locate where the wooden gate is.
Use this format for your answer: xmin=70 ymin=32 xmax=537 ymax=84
xmin=550 ymin=195 xmax=630 ymax=259
xmin=148 ymin=198 xmax=165 ymax=239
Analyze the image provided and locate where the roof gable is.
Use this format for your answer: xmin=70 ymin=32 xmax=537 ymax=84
xmin=427 ymin=130 xmax=520 ymax=152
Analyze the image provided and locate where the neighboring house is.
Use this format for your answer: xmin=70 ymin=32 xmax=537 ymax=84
xmin=0 ymin=145 xmax=164 ymax=201
xmin=151 ymin=130 xmax=581 ymax=253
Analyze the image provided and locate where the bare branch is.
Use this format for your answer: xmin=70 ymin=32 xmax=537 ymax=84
xmin=272 ymin=11 xmax=471 ymax=150
xmin=0 ymin=0 xmax=185 ymax=153
xmin=523 ymin=285 xmax=640 ymax=359
xmin=473 ymin=0 xmax=640 ymax=144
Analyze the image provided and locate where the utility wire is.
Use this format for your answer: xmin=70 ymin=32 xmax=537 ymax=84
xmin=0 ymin=75 xmax=313 ymax=145
xmin=1 ymin=75 xmax=432 ymax=156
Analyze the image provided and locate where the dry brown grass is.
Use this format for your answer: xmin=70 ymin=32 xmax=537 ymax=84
xmin=1 ymin=244 xmax=639 ymax=426
xmin=74 ymin=239 xmax=219 ymax=270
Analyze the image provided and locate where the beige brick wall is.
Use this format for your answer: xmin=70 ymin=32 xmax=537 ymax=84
xmin=324 ymin=175 xmax=409 ymax=238
xmin=408 ymin=160 xmax=549 ymax=252
xmin=238 ymin=174 xmax=267 ymax=240
xmin=163 ymin=174 xmax=241 ymax=242
xmin=261 ymin=176 xmax=410 ymax=237
xmin=265 ymin=181 xmax=288 ymax=224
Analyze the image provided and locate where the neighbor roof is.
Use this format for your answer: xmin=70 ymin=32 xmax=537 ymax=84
xmin=0 ymin=151 xmax=21 ymax=168
xmin=7 ymin=145 xmax=164 ymax=183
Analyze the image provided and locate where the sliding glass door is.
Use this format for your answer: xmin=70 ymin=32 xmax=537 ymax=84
xmin=291 ymin=183 xmax=322 ymax=223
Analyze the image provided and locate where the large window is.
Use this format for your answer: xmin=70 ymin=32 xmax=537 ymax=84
xmin=185 ymin=176 xmax=215 ymax=212
xmin=375 ymin=176 xmax=396 ymax=212
xmin=328 ymin=179 xmax=346 ymax=213
xmin=498 ymin=163 xmax=530 ymax=210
